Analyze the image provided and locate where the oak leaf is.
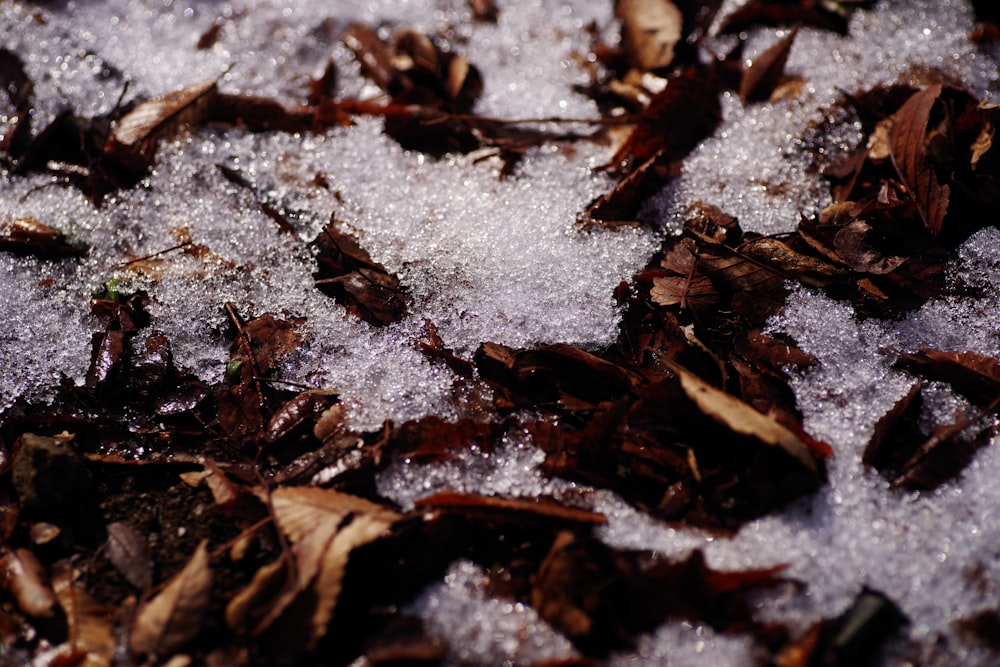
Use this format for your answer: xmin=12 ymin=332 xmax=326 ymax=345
xmin=130 ymin=540 xmax=212 ymax=657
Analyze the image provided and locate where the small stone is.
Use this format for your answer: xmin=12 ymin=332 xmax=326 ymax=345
xmin=12 ymin=433 xmax=95 ymax=522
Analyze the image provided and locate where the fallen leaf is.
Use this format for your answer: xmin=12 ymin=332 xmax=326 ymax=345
xmin=889 ymin=85 xmax=950 ymax=235
xmin=650 ymin=272 xmax=719 ymax=310
xmin=610 ymin=66 xmax=721 ymax=170
xmin=862 ymin=380 xmax=922 ymax=468
xmin=618 ymin=0 xmax=684 ymax=70
xmin=51 ymin=561 xmax=115 ymax=667
xmin=249 ymin=487 xmax=400 ymax=652
xmin=106 ymin=521 xmax=154 ymax=590
xmin=131 ymin=540 xmax=213 ymax=657
xmin=0 ymin=547 xmax=57 ymax=618
xmin=896 ymin=348 xmax=1000 ymax=407
xmin=105 ymin=80 xmax=217 ymax=170
xmin=663 ymin=359 xmax=820 ymax=472
xmin=414 ymin=493 xmax=607 ymax=525
xmin=739 ymin=27 xmax=799 ymax=101
xmin=313 ymin=220 xmax=409 ymax=326
xmin=0 ymin=216 xmax=88 ymax=259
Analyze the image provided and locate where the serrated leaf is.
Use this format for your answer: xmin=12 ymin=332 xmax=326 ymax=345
xmin=246 ymin=487 xmax=400 ymax=652
xmin=130 ymin=540 xmax=212 ymax=657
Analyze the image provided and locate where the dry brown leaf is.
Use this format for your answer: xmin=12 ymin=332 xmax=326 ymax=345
xmin=897 ymin=348 xmax=1000 ymax=407
xmin=51 ymin=561 xmax=115 ymax=667
xmin=225 ymin=557 xmax=287 ymax=632
xmin=249 ymin=487 xmax=400 ymax=650
xmin=888 ymin=85 xmax=950 ymax=235
xmin=0 ymin=547 xmax=57 ymax=618
xmin=650 ymin=273 xmax=719 ymax=310
xmin=663 ymin=359 xmax=819 ymax=472
xmin=618 ymin=0 xmax=684 ymax=70
xmin=105 ymin=80 xmax=217 ymax=170
xmin=739 ymin=27 xmax=799 ymax=101
xmin=106 ymin=521 xmax=154 ymax=591
xmin=130 ymin=540 xmax=212 ymax=657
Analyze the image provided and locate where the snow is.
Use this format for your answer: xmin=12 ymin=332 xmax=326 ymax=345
xmin=0 ymin=0 xmax=657 ymax=427
xmin=4 ymin=0 xmax=1000 ymax=664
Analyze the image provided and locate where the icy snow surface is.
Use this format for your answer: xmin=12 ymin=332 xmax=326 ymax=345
xmin=0 ymin=0 xmax=656 ymax=426
xmin=4 ymin=0 xmax=1000 ymax=664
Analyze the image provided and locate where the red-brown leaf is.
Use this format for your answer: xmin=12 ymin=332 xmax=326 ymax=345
xmin=889 ymin=85 xmax=950 ymax=235
xmin=739 ymin=27 xmax=799 ymax=101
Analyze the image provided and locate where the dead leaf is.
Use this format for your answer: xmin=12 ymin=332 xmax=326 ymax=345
xmin=51 ymin=561 xmax=115 ymax=667
xmin=663 ymin=359 xmax=820 ymax=472
xmin=313 ymin=220 xmax=409 ymax=326
xmin=862 ymin=380 xmax=922 ymax=467
xmin=105 ymin=80 xmax=217 ymax=170
xmin=610 ymin=67 xmax=721 ymax=170
xmin=618 ymin=0 xmax=684 ymax=70
xmin=414 ymin=493 xmax=607 ymax=525
xmin=897 ymin=348 xmax=1000 ymax=407
xmin=0 ymin=216 xmax=88 ymax=259
xmin=249 ymin=487 xmax=400 ymax=651
xmin=889 ymin=85 xmax=950 ymax=235
xmin=739 ymin=27 xmax=799 ymax=101
xmin=650 ymin=272 xmax=719 ymax=310
xmin=0 ymin=547 xmax=57 ymax=618
xmin=106 ymin=521 xmax=154 ymax=590
xmin=131 ymin=540 xmax=212 ymax=657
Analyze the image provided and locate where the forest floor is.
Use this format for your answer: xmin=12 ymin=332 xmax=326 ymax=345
xmin=3 ymin=1 xmax=1000 ymax=666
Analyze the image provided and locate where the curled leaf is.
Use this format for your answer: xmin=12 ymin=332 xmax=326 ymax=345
xmin=0 ymin=547 xmax=57 ymax=618
xmin=663 ymin=359 xmax=820 ymax=472
xmin=130 ymin=540 xmax=212 ymax=657
xmin=888 ymin=85 xmax=950 ymax=235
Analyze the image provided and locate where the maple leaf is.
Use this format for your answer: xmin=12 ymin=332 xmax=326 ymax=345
xmin=130 ymin=540 xmax=212 ymax=657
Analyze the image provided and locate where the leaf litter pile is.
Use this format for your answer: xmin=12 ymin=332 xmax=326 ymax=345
xmin=3 ymin=0 xmax=1000 ymax=665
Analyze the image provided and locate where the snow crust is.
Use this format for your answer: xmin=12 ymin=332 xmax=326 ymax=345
xmin=0 ymin=0 xmax=656 ymax=426
xmin=4 ymin=0 xmax=1000 ymax=664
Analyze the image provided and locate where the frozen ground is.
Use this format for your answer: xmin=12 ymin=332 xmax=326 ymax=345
xmin=3 ymin=0 xmax=1000 ymax=664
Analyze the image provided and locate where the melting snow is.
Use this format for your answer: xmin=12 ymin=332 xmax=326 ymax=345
xmin=4 ymin=0 xmax=1000 ymax=664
